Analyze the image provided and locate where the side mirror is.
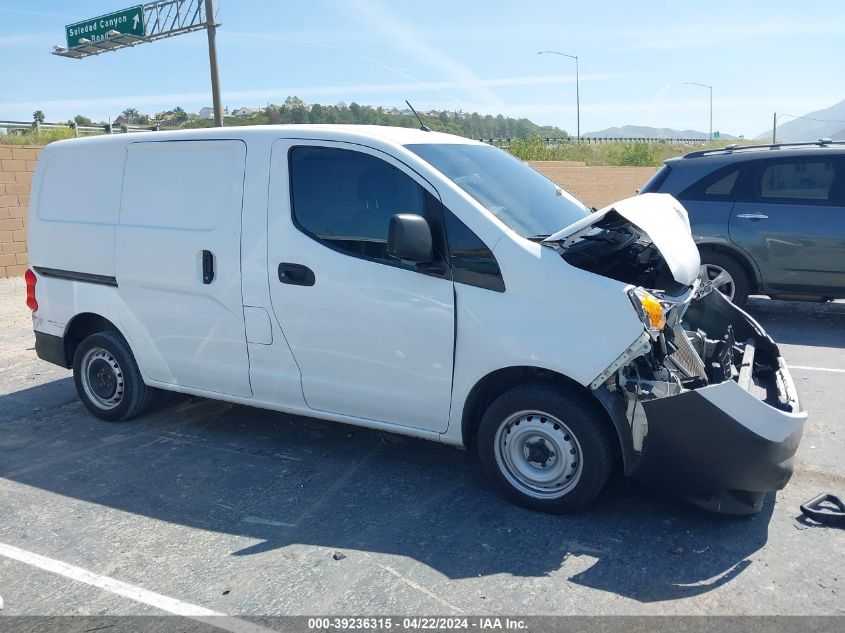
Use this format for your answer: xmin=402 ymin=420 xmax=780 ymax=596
xmin=387 ymin=213 xmax=433 ymax=263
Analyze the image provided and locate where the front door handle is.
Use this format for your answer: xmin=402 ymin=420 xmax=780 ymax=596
xmin=202 ymin=249 xmax=215 ymax=284
xmin=736 ymin=213 xmax=769 ymax=220
xmin=278 ymin=263 xmax=315 ymax=286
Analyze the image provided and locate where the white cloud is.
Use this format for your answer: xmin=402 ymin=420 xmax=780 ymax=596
xmin=341 ymin=0 xmax=502 ymax=108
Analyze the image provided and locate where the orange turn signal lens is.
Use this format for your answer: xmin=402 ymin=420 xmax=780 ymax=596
xmin=629 ymin=287 xmax=666 ymax=331
xmin=639 ymin=291 xmax=666 ymax=330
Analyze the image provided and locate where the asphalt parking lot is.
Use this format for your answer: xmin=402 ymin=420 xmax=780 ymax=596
xmin=0 ymin=276 xmax=843 ymax=619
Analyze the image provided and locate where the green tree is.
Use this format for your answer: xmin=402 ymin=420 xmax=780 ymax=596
xmin=290 ymin=106 xmax=306 ymax=124
xmin=308 ymin=103 xmax=323 ymax=123
xmin=172 ymin=107 xmax=188 ymax=122
xmin=286 ymin=96 xmax=307 ymax=124
xmin=265 ymin=105 xmax=281 ymax=124
xmin=33 ymin=110 xmax=46 ymax=124
xmin=121 ymin=107 xmax=140 ymax=123
xmin=73 ymin=114 xmax=93 ymax=126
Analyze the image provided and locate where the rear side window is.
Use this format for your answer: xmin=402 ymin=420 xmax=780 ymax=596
xmin=680 ymin=164 xmax=745 ymax=201
xmin=289 ymin=146 xmax=439 ymax=268
xmin=704 ymin=170 xmax=739 ymax=195
xmin=757 ymin=158 xmax=839 ymax=204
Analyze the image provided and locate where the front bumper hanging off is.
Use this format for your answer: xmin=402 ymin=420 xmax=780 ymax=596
xmin=634 ymin=364 xmax=804 ymax=514
xmin=604 ymin=290 xmax=807 ymax=515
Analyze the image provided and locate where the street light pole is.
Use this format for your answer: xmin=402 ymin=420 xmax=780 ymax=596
xmin=205 ymin=0 xmax=223 ymax=127
xmin=685 ymin=82 xmax=712 ymax=141
xmin=538 ymin=50 xmax=580 ymax=142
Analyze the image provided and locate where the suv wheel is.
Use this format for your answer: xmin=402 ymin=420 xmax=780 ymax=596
xmin=73 ymin=331 xmax=153 ymax=422
xmin=699 ymin=251 xmax=750 ymax=306
xmin=477 ymin=383 xmax=614 ymax=513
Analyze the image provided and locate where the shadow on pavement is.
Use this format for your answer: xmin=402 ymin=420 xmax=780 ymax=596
xmin=0 ymin=382 xmax=776 ymax=603
xmin=745 ymin=297 xmax=845 ymax=349
xmin=0 ymin=376 xmax=76 ymax=423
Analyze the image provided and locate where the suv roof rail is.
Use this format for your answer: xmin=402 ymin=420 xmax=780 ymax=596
xmin=682 ymin=138 xmax=845 ymax=159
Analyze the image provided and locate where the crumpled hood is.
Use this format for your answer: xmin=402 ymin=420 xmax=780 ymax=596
xmin=543 ymin=193 xmax=701 ymax=286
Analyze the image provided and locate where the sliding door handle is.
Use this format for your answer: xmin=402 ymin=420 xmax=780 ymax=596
xmin=202 ymin=250 xmax=215 ymax=284
xmin=736 ymin=213 xmax=769 ymax=220
xmin=278 ymin=263 xmax=315 ymax=286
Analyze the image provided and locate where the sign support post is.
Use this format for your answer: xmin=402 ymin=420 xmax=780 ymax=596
xmin=204 ymin=0 xmax=223 ymax=127
xmin=54 ymin=1 xmax=224 ymax=126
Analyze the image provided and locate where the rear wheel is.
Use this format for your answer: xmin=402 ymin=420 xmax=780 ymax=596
xmin=699 ymin=251 xmax=751 ymax=307
xmin=477 ymin=383 xmax=614 ymax=513
xmin=73 ymin=331 xmax=152 ymax=422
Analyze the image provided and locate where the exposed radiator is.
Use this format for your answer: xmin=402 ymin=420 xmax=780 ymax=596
xmin=669 ymin=325 xmax=708 ymax=380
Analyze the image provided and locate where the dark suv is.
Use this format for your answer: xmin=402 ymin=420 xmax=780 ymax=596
xmin=640 ymin=140 xmax=845 ymax=306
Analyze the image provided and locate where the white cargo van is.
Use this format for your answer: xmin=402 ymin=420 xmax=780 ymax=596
xmin=27 ymin=126 xmax=806 ymax=514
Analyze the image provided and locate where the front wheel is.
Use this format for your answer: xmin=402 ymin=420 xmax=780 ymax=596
xmin=477 ymin=383 xmax=614 ymax=513
xmin=73 ymin=331 xmax=152 ymax=422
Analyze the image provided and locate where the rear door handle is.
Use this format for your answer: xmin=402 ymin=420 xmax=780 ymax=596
xmin=202 ymin=249 xmax=215 ymax=284
xmin=736 ymin=213 xmax=769 ymax=220
xmin=278 ymin=263 xmax=315 ymax=286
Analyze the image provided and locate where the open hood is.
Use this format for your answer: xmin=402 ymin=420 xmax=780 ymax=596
xmin=543 ymin=193 xmax=701 ymax=288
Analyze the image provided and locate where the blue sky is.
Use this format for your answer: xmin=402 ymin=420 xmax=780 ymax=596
xmin=1 ymin=0 xmax=842 ymax=137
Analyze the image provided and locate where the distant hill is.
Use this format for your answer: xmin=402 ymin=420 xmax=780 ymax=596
xmin=584 ymin=125 xmax=736 ymax=140
xmin=756 ymin=99 xmax=845 ymax=142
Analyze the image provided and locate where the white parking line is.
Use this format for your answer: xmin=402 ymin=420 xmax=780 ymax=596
xmin=789 ymin=365 xmax=845 ymax=373
xmin=0 ymin=541 xmax=274 ymax=633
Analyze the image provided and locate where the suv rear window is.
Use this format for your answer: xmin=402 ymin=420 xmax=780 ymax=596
xmin=680 ymin=164 xmax=745 ymax=201
xmin=638 ymin=164 xmax=672 ymax=194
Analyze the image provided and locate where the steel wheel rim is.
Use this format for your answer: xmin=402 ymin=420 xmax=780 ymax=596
xmin=700 ymin=264 xmax=736 ymax=300
xmin=80 ymin=347 xmax=125 ymax=410
xmin=494 ymin=410 xmax=583 ymax=499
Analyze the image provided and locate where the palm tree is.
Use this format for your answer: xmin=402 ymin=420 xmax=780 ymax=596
xmin=121 ymin=108 xmax=140 ymax=123
xmin=32 ymin=110 xmax=46 ymax=124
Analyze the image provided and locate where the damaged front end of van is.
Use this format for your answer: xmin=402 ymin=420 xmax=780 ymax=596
xmin=545 ymin=194 xmax=807 ymax=515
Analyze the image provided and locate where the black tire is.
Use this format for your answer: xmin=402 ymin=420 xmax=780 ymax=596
xmin=477 ymin=382 xmax=614 ymax=514
xmin=72 ymin=331 xmax=152 ymax=422
xmin=699 ymin=250 xmax=751 ymax=307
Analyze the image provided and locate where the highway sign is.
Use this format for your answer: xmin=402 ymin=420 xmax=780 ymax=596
xmin=66 ymin=6 xmax=145 ymax=48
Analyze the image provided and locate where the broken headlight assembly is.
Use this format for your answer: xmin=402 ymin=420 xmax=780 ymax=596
xmin=627 ymin=286 xmax=666 ymax=335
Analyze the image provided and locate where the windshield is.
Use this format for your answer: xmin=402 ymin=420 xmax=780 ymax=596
xmin=406 ymin=143 xmax=590 ymax=238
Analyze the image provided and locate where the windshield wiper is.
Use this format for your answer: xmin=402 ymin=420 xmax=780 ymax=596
xmin=526 ymin=234 xmax=551 ymax=242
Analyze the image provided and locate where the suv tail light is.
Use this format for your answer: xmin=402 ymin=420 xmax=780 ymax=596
xmin=25 ymin=268 xmax=38 ymax=311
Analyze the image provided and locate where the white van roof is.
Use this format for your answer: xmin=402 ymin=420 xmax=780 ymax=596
xmin=44 ymin=124 xmax=483 ymax=153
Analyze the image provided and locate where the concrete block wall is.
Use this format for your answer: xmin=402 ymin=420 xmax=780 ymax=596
xmin=0 ymin=146 xmax=39 ymax=278
xmin=0 ymin=147 xmax=657 ymax=278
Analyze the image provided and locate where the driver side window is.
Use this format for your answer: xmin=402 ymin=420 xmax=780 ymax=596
xmin=289 ymin=146 xmax=433 ymax=268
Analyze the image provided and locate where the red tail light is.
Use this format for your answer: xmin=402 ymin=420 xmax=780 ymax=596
xmin=25 ymin=268 xmax=38 ymax=312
